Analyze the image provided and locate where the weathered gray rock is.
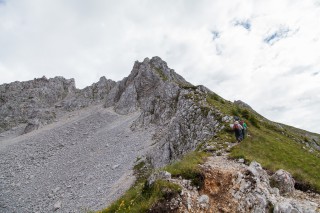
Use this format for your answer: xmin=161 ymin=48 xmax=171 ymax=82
xmin=231 ymin=161 xmax=317 ymax=213
xmin=23 ymin=119 xmax=40 ymax=134
xmin=147 ymin=171 xmax=172 ymax=186
xmin=53 ymin=200 xmax=62 ymax=211
xmin=104 ymin=56 xmax=222 ymax=167
xmin=271 ymin=169 xmax=295 ymax=196
xmin=63 ymin=76 xmax=116 ymax=111
xmin=165 ymin=156 xmax=319 ymax=213
xmin=197 ymin=194 xmax=209 ymax=209
xmin=273 ymin=199 xmax=318 ymax=213
xmin=0 ymin=76 xmax=116 ymax=134
xmin=0 ymin=76 xmax=75 ymax=133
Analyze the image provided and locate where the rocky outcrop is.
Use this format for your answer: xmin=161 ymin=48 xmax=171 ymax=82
xmin=0 ymin=76 xmax=75 ymax=133
xmin=62 ymin=76 xmax=116 ymax=111
xmin=270 ymin=169 xmax=295 ymax=196
xmin=105 ymin=57 xmax=190 ymax=115
xmin=234 ymin=100 xmax=254 ymax=110
xmin=153 ymin=156 xmax=320 ymax=213
xmin=104 ymin=56 xmax=223 ymax=167
xmin=0 ymin=76 xmax=116 ymax=134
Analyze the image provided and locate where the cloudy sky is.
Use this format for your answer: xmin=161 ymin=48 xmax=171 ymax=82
xmin=0 ymin=0 xmax=320 ymax=133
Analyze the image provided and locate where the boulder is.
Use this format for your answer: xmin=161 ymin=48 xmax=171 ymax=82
xmin=53 ymin=201 xmax=61 ymax=211
xmin=23 ymin=119 xmax=40 ymax=134
xmin=197 ymin=194 xmax=209 ymax=209
xmin=270 ymin=169 xmax=295 ymax=195
xmin=147 ymin=171 xmax=171 ymax=186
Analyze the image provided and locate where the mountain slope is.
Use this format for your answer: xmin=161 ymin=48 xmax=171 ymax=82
xmin=199 ymin=92 xmax=320 ymax=191
xmin=0 ymin=56 xmax=319 ymax=212
xmin=0 ymin=106 xmax=155 ymax=212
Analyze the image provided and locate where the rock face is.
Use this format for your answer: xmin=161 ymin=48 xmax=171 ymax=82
xmin=105 ymin=56 xmax=223 ymax=167
xmin=0 ymin=76 xmax=116 ymax=134
xmin=0 ymin=56 xmax=221 ymax=166
xmin=63 ymin=76 xmax=116 ymax=111
xmin=0 ymin=76 xmax=75 ymax=133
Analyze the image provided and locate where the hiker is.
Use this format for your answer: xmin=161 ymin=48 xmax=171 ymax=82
xmin=240 ymin=120 xmax=247 ymax=139
xmin=233 ymin=121 xmax=243 ymax=142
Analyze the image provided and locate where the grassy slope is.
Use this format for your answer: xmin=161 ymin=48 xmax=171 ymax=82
xmin=100 ymin=90 xmax=320 ymax=212
xmin=99 ymin=152 xmax=208 ymax=213
xmin=206 ymin=93 xmax=320 ymax=192
xmin=99 ymin=179 xmax=181 ymax=213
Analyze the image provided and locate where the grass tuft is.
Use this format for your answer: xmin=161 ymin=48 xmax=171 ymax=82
xmin=164 ymin=151 xmax=210 ymax=188
xmin=100 ymin=179 xmax=181 ymax=213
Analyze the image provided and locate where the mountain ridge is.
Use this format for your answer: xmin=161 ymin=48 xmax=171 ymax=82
xmin=0 ymin=56 xmax=319 ymax=212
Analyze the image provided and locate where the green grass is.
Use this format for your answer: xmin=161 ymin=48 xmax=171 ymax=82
xmin=206 ymin=93 xmax=261 ymax=128
xmin=99 ymin=152 xmax=208 ymax=213
xmin=164 ymin=151 xmax=210 ymax=187
xmin=230 ymin=124 xmax=320 ymax=192
xmin=100 ymin=179 xmax=181 ymax=213
xmin=206 ymin=92 xmax=320 ymax=191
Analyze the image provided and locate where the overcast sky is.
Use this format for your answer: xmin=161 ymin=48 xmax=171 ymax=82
xmin=1 ymin=0 xmax=320 ymax=133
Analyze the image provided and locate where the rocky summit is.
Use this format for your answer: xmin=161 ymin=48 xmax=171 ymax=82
xmin=0 ymin=57 xmax=319 ymax=212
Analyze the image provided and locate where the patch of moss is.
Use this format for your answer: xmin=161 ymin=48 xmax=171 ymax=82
xmin=154 ymin=68 xmax=168 ymax=81
xmin=200 ymin=106 xmax=210 ymax=117
xmin=180 ymin=84 xmax=198 ymax=90
xmin=133 ymin=161 xmax=145 ymax=172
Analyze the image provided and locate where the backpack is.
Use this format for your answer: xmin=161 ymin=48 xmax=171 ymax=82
xmin=233 ymin=124 xmax=239 ymax=130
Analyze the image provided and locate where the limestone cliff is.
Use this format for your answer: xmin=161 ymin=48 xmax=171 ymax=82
xmin=104 ymin=56 xmax=223 ymax=167
xmin=0 ymin=76 xmax=115 ymax=134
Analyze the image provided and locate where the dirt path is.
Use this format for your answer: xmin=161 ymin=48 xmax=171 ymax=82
xmin=0 ymin=105 xmax=155 ymax=212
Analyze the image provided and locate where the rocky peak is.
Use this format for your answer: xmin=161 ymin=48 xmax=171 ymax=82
xmin=105 ymin=56 xmax=192 ymax=114
xmin=103 ymin=57 xmax=223 ymax=167
xmin=130 ymin=56 xmax=188 ymax=84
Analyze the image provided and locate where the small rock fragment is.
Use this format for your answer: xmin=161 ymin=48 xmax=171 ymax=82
xmin=53 ymin=201 xmax=61 ymax=211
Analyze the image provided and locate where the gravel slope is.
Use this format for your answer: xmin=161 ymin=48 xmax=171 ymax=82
xmin=0 ymin=105 xmax=155 ymax=212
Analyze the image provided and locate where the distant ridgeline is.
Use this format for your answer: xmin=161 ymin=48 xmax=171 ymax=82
xmin=0 ymin=76 xmax=115 ymax=134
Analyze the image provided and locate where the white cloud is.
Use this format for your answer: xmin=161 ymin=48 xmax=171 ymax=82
xmin=0 ymin=0 xmax=319 ymax=133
